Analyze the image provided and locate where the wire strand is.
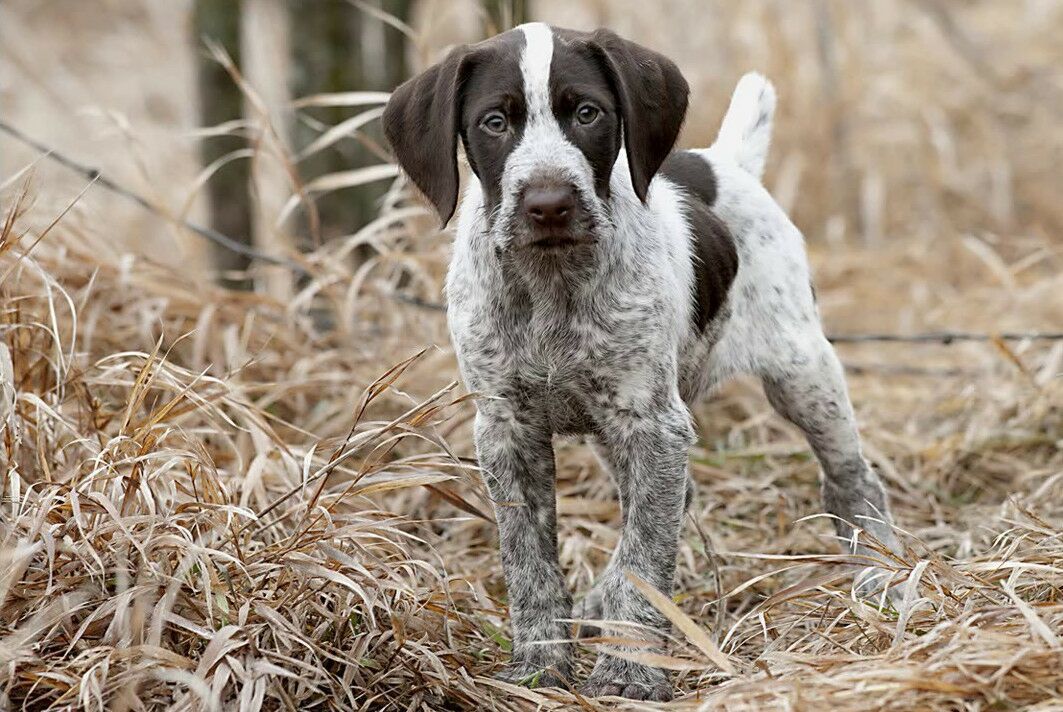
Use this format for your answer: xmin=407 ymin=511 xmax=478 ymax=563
xmin=0 ymin=118 xmax=310 ymax=275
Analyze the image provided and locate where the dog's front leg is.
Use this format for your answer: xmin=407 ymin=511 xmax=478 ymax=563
xmin=581 ymin=401 xmax=695 ymax=702
xmin=474 ymin=404 xmax=572 ymax=687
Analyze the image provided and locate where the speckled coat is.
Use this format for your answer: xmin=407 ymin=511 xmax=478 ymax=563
xmin=383 ymin=22 xmax=903 ymax=702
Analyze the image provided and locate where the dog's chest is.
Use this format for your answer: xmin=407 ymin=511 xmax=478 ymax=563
xmin=456 ymin=299 xmax=663 ymax=435
xmin=513 ymin=317 xmax=623 ymax=435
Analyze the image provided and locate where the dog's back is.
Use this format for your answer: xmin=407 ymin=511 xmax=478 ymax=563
xmin=660 ymin=72 xmax=780 ymax=338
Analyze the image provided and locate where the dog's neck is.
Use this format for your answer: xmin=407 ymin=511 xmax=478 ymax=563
xmin=502 ymin=257 xmax=600 ymax=328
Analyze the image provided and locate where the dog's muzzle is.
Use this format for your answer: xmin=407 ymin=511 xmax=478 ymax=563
xmin=516 ymin=179 xmax=595 ymax=250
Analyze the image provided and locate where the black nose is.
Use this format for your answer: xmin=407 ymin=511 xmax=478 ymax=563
xmin=522 ymin=185 xmax=576 ymax=228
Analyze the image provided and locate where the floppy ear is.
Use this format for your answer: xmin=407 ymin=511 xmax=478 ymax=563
xmin=382 ymin=47 xmax=471 ymax=226
xmin=590 ymin=29 xmax=689 ymax=202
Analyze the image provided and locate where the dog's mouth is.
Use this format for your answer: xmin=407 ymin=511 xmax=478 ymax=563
xmin=520 ymin=211 xmax=600 ymax=252
xmin=527 ymin=232 xmax=595 ymax=251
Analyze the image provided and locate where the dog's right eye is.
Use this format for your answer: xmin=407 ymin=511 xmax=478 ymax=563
xmin=480 ymin=112 xmax=508 ymax=136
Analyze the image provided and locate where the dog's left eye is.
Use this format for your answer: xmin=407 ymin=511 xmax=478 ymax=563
xmin=480 ymin=112 xmax=508 ymax=135
xmin=575 ymin=103 xmax=600 ymax=125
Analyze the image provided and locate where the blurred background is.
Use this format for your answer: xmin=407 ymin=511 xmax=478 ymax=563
xmin=3 ymin=0 xmax=1062 ymax=295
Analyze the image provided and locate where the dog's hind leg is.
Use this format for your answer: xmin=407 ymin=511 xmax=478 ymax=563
xmin=756 ymin=331 xmax=906 ymax=599
xmin=707 ymin=108 xmax=906 ymax=599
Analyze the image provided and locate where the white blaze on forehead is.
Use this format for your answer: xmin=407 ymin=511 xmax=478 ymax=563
xmin=491 ymin=21 xmax=605 ymax=246
xmin=518 ymin=23 xmax=555 ymax=122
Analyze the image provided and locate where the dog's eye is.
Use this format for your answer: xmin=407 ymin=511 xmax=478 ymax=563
xmin=576 ymin=103 xmax=600 ymax=125
xmin=480 ymin=112 xmax=508 ymax=136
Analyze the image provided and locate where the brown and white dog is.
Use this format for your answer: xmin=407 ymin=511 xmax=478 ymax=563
xmin=383 ymin=22 xmax=903 ymax=701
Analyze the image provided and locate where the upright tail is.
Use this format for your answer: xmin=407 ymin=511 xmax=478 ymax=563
xmin=712 ymin=72 xmax=776 ymax=181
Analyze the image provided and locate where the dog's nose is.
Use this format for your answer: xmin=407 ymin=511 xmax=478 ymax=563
xmin=522 ymin=185 xmax=576 ymax=228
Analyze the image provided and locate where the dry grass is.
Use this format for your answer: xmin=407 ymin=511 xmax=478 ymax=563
xmin=2 ymin=1 xmax=1063 ymax=710
xmin=2 ymin=170 xmax=1060 ymax=712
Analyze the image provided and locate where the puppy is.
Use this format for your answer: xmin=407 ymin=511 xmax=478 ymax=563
xmin=383 ymin=22 xmax=903 ymax=701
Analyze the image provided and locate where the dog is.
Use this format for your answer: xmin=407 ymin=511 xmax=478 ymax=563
xmin=383 ymin=22 xmax=904 ymax=701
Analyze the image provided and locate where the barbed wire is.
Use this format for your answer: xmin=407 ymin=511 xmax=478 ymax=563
xmin=828 ymin=331 xmax=1063 ymax=344
xmin=0 ymin=118 xmax=309 ymax=275
xmin=2 ymin=119 xmax=1060 ymax=347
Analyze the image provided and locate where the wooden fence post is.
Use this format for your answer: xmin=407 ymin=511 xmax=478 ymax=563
xmin=241 ymin=0 xmax=296 ymax=299
xmin=195 ymin=0 xmax=253 ymax=282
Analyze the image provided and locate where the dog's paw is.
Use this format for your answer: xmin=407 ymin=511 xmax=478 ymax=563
xmin=580 ymin=656 xmax=672 ymax=701
xmin=581 ymin=678 xmax=672 ymax=701
xmin=495 ymin=661 xmax=567 ymax=689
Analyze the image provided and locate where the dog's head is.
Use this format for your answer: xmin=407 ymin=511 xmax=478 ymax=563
xmin=382 ymin=23 xmax=689 ymax=253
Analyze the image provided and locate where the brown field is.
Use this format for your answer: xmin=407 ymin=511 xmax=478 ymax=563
xmin=1 ymin=1 xmax=1061 ymax=710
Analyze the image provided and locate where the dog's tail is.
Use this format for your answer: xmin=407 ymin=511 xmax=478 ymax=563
xmin=712 ymin=72 xmax=776 ymax=181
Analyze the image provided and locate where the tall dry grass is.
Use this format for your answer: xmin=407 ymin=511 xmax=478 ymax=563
xmin=2 ymin=0 xmax=1062 ymax=710
xmin=2 ymin=169 xmax=1061 ymax=711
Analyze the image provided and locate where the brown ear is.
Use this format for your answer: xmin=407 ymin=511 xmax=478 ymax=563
xmin=382 ymin=46 xmax=471 ymax=226
xmin=590 ymin=30 xmax=689 ymax=202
